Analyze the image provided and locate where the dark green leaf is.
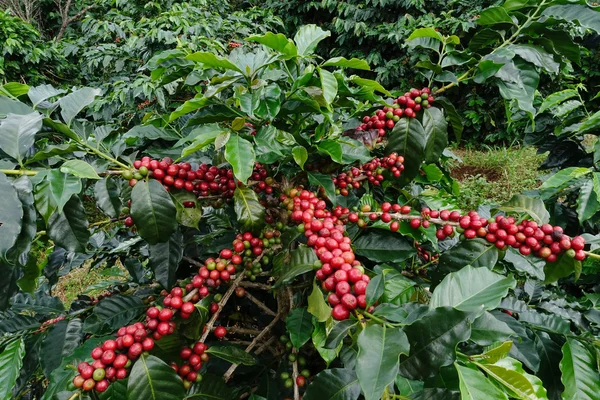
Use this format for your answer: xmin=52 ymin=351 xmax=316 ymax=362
xmin=357 ymin=325 xmax=409 ymax=400
xmin=508 ymin=44 xmax=559 ymax=74
xmin=0 ymin=338 xmax=25 ymax=400
xmin=94 ymin=178 xmax=121 ymax=219
xmin=504 ymin=247 xmax=545 ymax=280
xmin=41 ymin=319 xmax=82 ymax=378
xmin=6 ymin=177 xmax=36 ymax=266
xmin=48 ymin=196 xmax=90 ymax=253
xmin=130 ymin=180 xmax=177 ymax=245
xmin=304 ymin=368 xmax=361 ymax=400
xmin=234 ymin=187 xmax=265 ymax=234
xmin=560 ymin=338 xmax=600 ymax=400
xmin=128 ymin=355 xmax=186 ymax=400
xmin=286 ymin=308 xmax=314 ymax=349
xmin=435 ymin=238 xmax=499 ymax=284
xmin=34 ymin=170 xmax=82 ymax=224
xmin=542 ymin=5 xmax=600 ymax=34
xmin=186 ymin=373 xmax=234 ymax=399
xmin=399 ymin=307 xmax=472 ymax=380
xmin=477 ymin=7 xmax=514 ymax=25
xmin=353 ymin=230 xmax=416 ymax=263
xmin=325 ymin=320 xmax=356 ymax=349
xmin=386 ymin=118 xmax=426 ymax=185
xmin=543 ymin=252 xmax=580 ymax=283
xmin=422 ymin=107 xmax=448 ymax=163
xmin=225 ymin=134 xmax=255 ymax=184
xmin=206 ymin=344 xmax=256 ymax=366
xmin=366 ymin=274 xmax=385 ymax=308
xmin=93 ymin=295 xmax=145 ymax=331
xmin=307 ymin=171 xmax=337 ymax=204
xmin=470 ymin=311 xmax=516 ymax=346
xmin=149 ymin=229 xmax=183 ymax=290
xmin=435 ymin=98 xmax=464 ymax=143
xmin=576 ymin=178 xmax=600 ymax=224
xmin=0 ymin=173 xmax=23 ymax=262
xmin=26 ymin=143 xmax=79 ymax=164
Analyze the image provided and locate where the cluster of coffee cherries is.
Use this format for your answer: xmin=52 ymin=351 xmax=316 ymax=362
xmin=162 ymin=286 xmax=201 ymax=320
xmin=355 ymin=87 xmax=434 ymax=138
xmin=350 ymin=203 xmax=588 ymax=263
xmin=332 ymin=153 xmax=405 ymax=196
xmin=284 ymin=188 xmax=370 ymax=320
xmin=277 ymin=338 xmax=311 ymax=390
xmin=250 ymin=164 xmax=275 ymax=194
xmin=73 ymin=320 xmax=159 ymax=392
xmin=171 ymin=341 xmax=209 ymax=389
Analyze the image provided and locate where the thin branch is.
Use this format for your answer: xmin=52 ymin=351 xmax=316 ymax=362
xmin=226 ymin=327 xmax=263 ymax=336
xmin=292 ymin=348 xmax=300 ymax=400
xmin=244 ymin=291 xmax=277 ymax=316
xmin=66 ymin=4 xmax=96 ymax=24
xmin=239 ymin=281 xmax=272 ymax=291
xmin=183 ymin=256 xmax=203 ymax=268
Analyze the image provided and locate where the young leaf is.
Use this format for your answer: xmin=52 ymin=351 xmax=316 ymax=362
xmin=234 ymin=187 xmax=265 ymax=234
xmin=292 ymin=146 xmax=308 ymax=170
xmin=474 ymin=358 xmax=548 ymax=400
xmin=286 ymin=308 xmax=314 ymax=349
xmin=225 ymin=134 xmax=255 ymax=184
xmin=560 ymin=339 xmax=600 ymax=400
xmin=429 ymin=265 xmax=516 ymax=312
xmin=294 ymin=25 xmax=331 ymax=57
xmin=48 ymin=196 xmax=90 ymax=253
xmin=0 ymin=112 xmax=42 ymax=165
xmin=149 ymin=229 xmax=184 ymax=290
xmin=307 ymin=281 xmax=331 ymax=322
xmin=538 ymin=89 xmax=579 ymax=114
xmin=456 ymin=363 xmax=509 ymax=400
xmin=130 ymin=180 xmax=177 ymax=245
xmin=0 ymin=338 xmax=25 ymax=400
xmin=356 ymin=325 xmax=409 ymax=400
xmin=304 ymin=368 xmax=361 ymax=400
xmin=128 ymin=355 xmax=186 ymax=400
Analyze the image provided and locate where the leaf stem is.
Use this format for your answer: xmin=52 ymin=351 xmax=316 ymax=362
xmin=434 ymin=67 xmax=475 ymax=95
xmin=0 ymin=169 xmax=39 ymax=176
xmin=79 ymin=141 xmax=130 ymax=170
xmin=584 ymin=251 xmax=600 ymax=260
xmin=361 ymin=310 xmax=397 ymax=328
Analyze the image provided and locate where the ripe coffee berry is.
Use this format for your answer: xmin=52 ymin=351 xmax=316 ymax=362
xmin=214 ymin=326 xmax=227 ymax=338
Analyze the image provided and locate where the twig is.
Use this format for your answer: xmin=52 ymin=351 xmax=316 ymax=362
xmin=239 ymin=281 xmax=272 ymax=290
xmin=182 ymin=288 xmax=199 ymax=302
xmin=244 ymin=291 xmax=277 ymax=316
xmin=255 ymin=335 xmax=277 ymax=356
xmin=365 ymin=212 xmax=460 ymax=226
xmin=292 ymin=348 xmax=300 ymax=400
xmin=183 ymin=256 xmax=203 ymax=268
xmin=199 ymin=271 xmax=246 ymax=342
xmin=226 ymin=327 xmax=264 ymax=336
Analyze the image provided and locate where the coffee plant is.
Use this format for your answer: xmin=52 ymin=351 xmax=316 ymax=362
xmin=2 ymin=2 xmax=600 ymax=399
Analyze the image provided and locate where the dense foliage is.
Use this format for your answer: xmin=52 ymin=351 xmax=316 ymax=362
xmin=2 ymin=1 xmax=600 ymax=400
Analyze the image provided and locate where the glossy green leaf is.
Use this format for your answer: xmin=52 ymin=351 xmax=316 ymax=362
xmin=435 ymin=239 xmax=499 ymax=284
xmin=470 ymin=312 xmax=516 ymax=346
xmin=0 ymin=338 xmax=25 ymax=400
xmin=308 ymin=281 xmax=331 ymax=322
xmin=130 ymin=180 xmax=177 ymax=245
xmin=294 ymin=24 xmax=331 ymax=57
xmin=430 ymin=265 xmax=516 ymax=312
xmin=399 ymin=307 xmax=472 ymax=379
xmin=225 ymin=134 xmax=255 ymax=184
xmin=185 ymin=373 xmax=234 ymax=399
xmin=504 ymin=247 xmax=545 ymax=280
xmin=172 ymin=191 xmax=202 ymax=229
xmin=319 ymin=68 xmax=338 ymax=104
xmin=307 ymin=171 xmax=337 ymax=204
xmin=233 ymin=187 xmax=265 ymax=234
xmin=560 ymin=338 xmax=600 ymax=400
xmin=422 ymin=107 xmax=448 ymax=163
xmin=292 ymin=146 xmax=308 ymax=169
xmin=286 ymin=308 xmax=314 ymax=349
xmin=357 ymin=325 xmax=409 ymax=400
xmin=274 ymin=245 xmax=317 ymax=287
xmin=6 ymin=177 xmax=36 ymax=265
xmin=48 ymin=196 xmax=89 ymax=253
xmin=543 ymin=252 xmax=580 ymax=283
xmin=472 ymin=341 xmax=514 ymax=365
xmin=128 ymin=354 xmax=186 ymax=400
xmin=496 ymin=60 xmax=539 ymax=118
xmin=1 ymin=82 xmax=29 ymax=97
xmin=58 ymin=87 xmax=101 ymax=126
xmin=93 ymin=295 xmax=145 ymax=331
xmin=304 ymin=368 xmax=361 ymax=400
xmin=312 ymin=320 xmax=338 ymax=366
xmin=246 ymin=32 xmax=298 ymax=58
xmin=0 ymin=173 xmax=23 ymax=262
xmin=456 ymin=363 xmax=508 ymax=400
xmin=322 ymin=57 xmax=370 ymax=70
xmin=0 ymin=112 xmax=42 ymax=164
xmin=26 ymin=143 xmax=79 ymax=164
xmin=325 ymin=320 xmax=356 ymax=349
xmin=576 ymin=177 xmax=600 ymax=224
xmin=579 ymin=110 xmax=600 ymax=135
xmin=475 ymin=358 xmax=548 ymax=400
xmin=507 ymin=44 xmax=559 ymax=74
xmin=34 ymin=170 xmax=82 ymax=224
xmin=353 ymin=230 xmax=416 ymax=263
xmin=94 ymin=178 xmax=121 ymax=219
xmin=542 ymin=5 xmax=600 ymax=34
xmin=538 ymin=89 xmax=579 ymax=114
xmin=59 ymin=159 xmax=100 ymax=179
xmin=386 ymin=117 xmax=426 ymax=185
xmin=41 ymin=319 xmax=82 ymax=378
xmin=366 ymin=274 xmax=385 ymax=308
xmin=149 ymin=229 xmax=183 ymax=290
xmin=435 ymin=97 xmax=464 ymax=143
xmin=349 ymin=76 xmax=392 ymax=97
xmin=169 ymin=97 xmax=212 ymax=122
xmin=206 ymin=344 xmax=256 ymax=366
xmin=495 ymin=195 xmax=550 ymax=225
xmin=477 ymin=7 xmax=514 ymax=25
xmin=186 ymin=52 xmax=243 ymax=73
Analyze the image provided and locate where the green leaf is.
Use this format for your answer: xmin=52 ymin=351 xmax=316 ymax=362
xmin=0 ymin=112 xmax=42 ymax=164
xmin=386 ymin=117 xmax=426 ymax=185
xmin=206 ymin=344 xmax=256 ymax=366
xmin=357 ymin=325 xmax=409 ymax=400
xmin=0 ymin=173 xmax=23 ymax=262
xmin=353 ymin=230 xmax=417 ymax=263
xmin=477 ymin=7 xmax=514 ymax=25
xmin=317 ymin=140 xmax=343 ymax=163
xmin=434 ymin=239 xmax=499 ymax=284
xmin=224 ymin=134 xmax=255 ymax=184
xmin=34 ymin=170 xmax=82 ymax=224
xmin=286 ymin=308 xmax=314 ymax=349
xmin=186 ymin=52 xmax=243 ymax=73
xmin=0 ymin=97 xmax=33 ymax=117
xmin=292 ymin=146 xmax=308 ymax=170
xmin=41 ymin=319 xmax=82 ymax=378
xmin=294 ymin=25 xmax=331 ymax=57
xmin=185 ymin=373 xmax=234 ymax=399
xmin=542 ymin=5 xmax=600 ymax=34
xmin=430 ymin=265 xmax=516 ymax=312
xmin=470 ymin=312 xmax=516 ymax=346
xmin=0 ymin=338 xmax=25 ymax=400
xmin=474 ymin=358 xmax=548 ymax=400
xmin=128 ymin=354 xmax=186 ymax=400
xmin=94 ymin=295 xmax=145 ymax=331
xmin=507 ymin=44 xmax=559 ymax=74
xmin=395 ymin=376 xmax=424 ymax=396
xmin=325 ymin=320 xmax=356 ymax=349
xmin=435 ymin=97 xmax=464 ymax=143
xmin=2 ymin=82 xmax=29 ymax=97
xmin=233 ymin=187 xmax=265 ymax=234
xmin=17 ymin=255 xmax=44 ymax=294
xmin=560 ymin=338 xmax=600 ymax=400
xmin=308 ymin=281 xmax=331 ymax=322
xmin=422 ymin=107 xmax=448 ymax=163
xmin=255 ymin=84 xmax=282 ymax=119
xmin=48 ymin=196 xmax=90 ymax=253
xmin=26 ymin=143 xmax=79 ymax=164
xmin=473 ymin=341 xmax=514 ymax=365
xmin=304 ymin=368 xmax=361 ymax=400
xmin=456 ymin=363 xmax=508 ymax=400
xmin=172 ymin=191 xmax=202 ymax=229
xmin=275 ymin=245 xmax=317 ymax=287
xmin=407 ymin=28 xmax=444 ymax=43
xmin=319 ymin=68 xmax=338 ymax=104
xmin=577 ymin=177 xmax=600 ymax=224
xmin=504 ymin=247 xmax=545 ymax=280
xmin=246 ymin=32 xmax=297 ymax=59
xmin=59 ymin=87 xmax=101 ymax=126
xmin=382 ymin=269 xmax=416 ymax=306
xmin=495 ymin=195 xmax=550 ymax=225
xmin=59 ymin=160 xmax=100 ymax=179
xmin=366 ymin=274 xmax=385 ymax=309
xmin=149 ymin=229 xmax=183 ymax=290
xmin=496 ymin=60 xmax=539 ymax=118
xmin=349 ymin=76 xmax=392 ymax=97
xmin=539 ymin=167 xmax=590 ymax=196
xmin=123 ymin=126 xmax=180 ymax=145
xmin=94 ymin=178 xmax=121 ymax=218
xmin=579 ymin=110 xmax=600 ymax=135
xmin=399 ymin=307 xmax=472 ymax=380
xmin=6 ymin=176 xmax=36 ymax=265
xmin=169 ymin=97 xmax=212 ymax=122
xmin=323 ymin=57 xmax=370 ymax=70
xmin=130 ymin=180 xmax=177 ymax=245
xmin=27 ymin=84 xmax=65 ymax=107
xmin=307 ymin=171 xmax=337 ymax=204
xmin=538 ymin=89 xmax=579 ymax=114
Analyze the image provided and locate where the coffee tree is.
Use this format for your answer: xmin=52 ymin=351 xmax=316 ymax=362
xmin=1 ymin=6 xmax=600 ymax=400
